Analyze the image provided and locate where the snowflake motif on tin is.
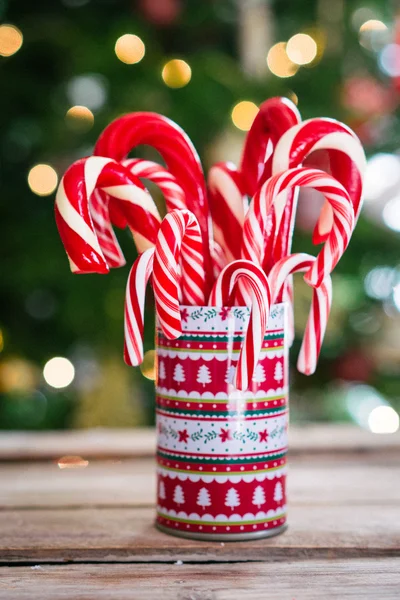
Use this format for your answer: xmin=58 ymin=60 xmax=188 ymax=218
xmin=197 ymin=487 xmax=211 ymax=511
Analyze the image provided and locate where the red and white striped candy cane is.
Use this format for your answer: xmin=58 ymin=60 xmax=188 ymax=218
xmin=90 ymin=187 xmax=126 ymax=269
xmin=124 ymin=248 xmax=155 ymax=366
xmin=94 ymin=112 xmax=213 ymax=292
xmin=208 ymin=162 xmax=247 ymax=263
xmin=55 ymin=156 xmax=161 ymax=274
xmin=271 ymin=118 xmax=366 ymax=260
xmin=153 ymin=210 xmax=206 ymax=339
xmin=122 ymin=158 xmax=186 ymax=212
xmin=269 ymin=253 xmax=332 ymax=375
xmin=209 ymin=259 xmax=271 ymax=391
xmin=240 ymin=97 xmax=301 ymax=198
xmin=242 ymin=168 xmax=355 ymax=288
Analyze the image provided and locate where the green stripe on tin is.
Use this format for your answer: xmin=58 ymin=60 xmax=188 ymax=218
xmin=157 ymin=346 xmax=284 ymax=354
xmin=157 ymin=511 xmax=286 ymax=526
xmin=155 ymin=406 xmax=287 ymax=417
xmin=158 ymin=464 xmax=285 ymax=476
xmin=157 ymin=450 xmax=286 ymax=465
xmin=156 ymin=392 xmax=286 ymax=404
xmin=165 ymin=332 xmax=284 ymax=343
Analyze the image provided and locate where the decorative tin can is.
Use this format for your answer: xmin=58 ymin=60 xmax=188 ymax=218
xmin=155 ymin=303 xmax=288 ymax=541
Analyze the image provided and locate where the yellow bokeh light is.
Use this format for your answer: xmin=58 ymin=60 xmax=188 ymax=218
xmin=266 ymin=42 xmax=299 ymax=78
xmin=162 ymin=59 xmax=192 ymax=88
xmin=0 ymin=330 xmax=3 ymax=353
xmin=359 ymin=19 xmax=387 ymax=33
xmin=115 ymin=34 xmax=145 ymax=64
xmin=287 ymin=91 xmax=298 ymax=106
xmin=28 ymin=164 xmax=58 ymax=197
xmin=65 ymin=105 xmax=94 ymax=131
xmin=231 ymin=101 xmax=259 ymax=131
xmin=140 ymin=349 xmax=156 ymax=380
xmin=286 ymin=33 xmax=317 ymax=66
xmin=0 ymin=24 xmax=23 ymax=57
xmin=43 ymin=357 xmax=75 ymax=389
xmin=58 ymin=455 xmax=89 ymax=469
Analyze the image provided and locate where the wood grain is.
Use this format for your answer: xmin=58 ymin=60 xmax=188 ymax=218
xmin=0 ymin=454 xmax=398 ymax=509
xmin=0 ymin=504 xmax=399 ymax=563
xmin=0 ymin=425 xmax=398 ymax=461
xmin=0 ymin=559 xmax=399 ymax=600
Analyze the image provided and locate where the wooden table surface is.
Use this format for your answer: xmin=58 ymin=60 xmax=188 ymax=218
xmin=0 ymin=424 xmax=399 ymax=599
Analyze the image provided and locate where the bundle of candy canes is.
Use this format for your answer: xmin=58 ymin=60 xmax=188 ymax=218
xmin=55 ymin=97 xmax=365 ymax=391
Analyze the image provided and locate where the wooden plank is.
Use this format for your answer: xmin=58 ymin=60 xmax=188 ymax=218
xmin=0 ymin=559 xmax=399 ymax=599
xmin=0 ymin=425 xmax=398 ymax=461
xmin=0 ymin=504 xmax=399 ymax=563
xmin=0 ymin=455 xmax=398 ymax=509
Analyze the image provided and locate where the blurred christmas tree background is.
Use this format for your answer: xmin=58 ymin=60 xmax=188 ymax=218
xmin=1 ymin=0 xmax=400 ymax=432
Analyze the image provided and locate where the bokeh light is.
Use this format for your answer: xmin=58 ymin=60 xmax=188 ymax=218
xmin=0 ymin=24 xmax=23 ymax=57
xmin=231 ymin=101 xmax=259 ymax=131
xmin=266 ymin=42 xmax=298 ymax=78
xmin=359 ymin=20 xmax=389 ymax=52
xmin=379 ymin=44 xmax=400 ymax=77
xmin=286 ymin=33 xmax=317 ymax=65
xmin=140 ymin=350 xmax=156 ymax=380
xmin=115 ymin=34 xmax=145 ymax=64
xmin=65 ymin=105 xmax=94 ymax=131
xmin=363 ymin=153 xmax=400 ymax=202
xmin=58 ymin=455 xmax=89 ymax=469
xmin=383 ymin=195 xmax=400 ymax=232
xmin=364 ymin=266 xmax=397 ymax=300
xmin=162 ymin=59 xmax=192 ymax=88
xmin=28 ymin=164 xmax=58 ymax=196
xmin=360 ymin=19 xmax=387 ymax=33
xmin=0 ymin=359 xmax=37 ymax=393
xmin=43 ymin=357 xmax=75 ymax=389
xmin=67 ymin=74 xmax=107 ymax=111
xmin=368 ymin=406 xmax=399 ymax=434
xmin=0 ymin=330 xmax=3 ymax=353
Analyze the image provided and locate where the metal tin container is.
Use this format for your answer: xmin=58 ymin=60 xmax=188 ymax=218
xmin=155 ymin=303 xmax=288 ymax=541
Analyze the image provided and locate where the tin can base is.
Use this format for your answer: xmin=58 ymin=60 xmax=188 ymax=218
xmin=156 ymin=521 xmax=288 ymax=542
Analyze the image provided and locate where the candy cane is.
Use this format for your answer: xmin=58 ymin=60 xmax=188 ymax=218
xmin=94 ymin=112 xmax=213 ymax=290
xmin=209 ymin=260 xmax=271 ymax=391
xmin=271 ymin=118 xmax=366 ymax=262
xmin=208 ymin=162 xmax=247 ymax=263
xmin=124 ymin=248 xmax=155 ymax=366
xmin=153 ymin=210 xmax=206 ymax=339
xmin=242 ymin=168 xmax=355 ymax=288
xmin=90 ymin=188 xmax=126 ymax=269
xmin=55 ymin=156 xmax=161 ymax=274
xmin=240 ymin=97 xmax=301 ymax=197
xmin=269 ymin=253 xmax=332 ymax=375
xmin=122 ymin=158 xmax=186 ymax=212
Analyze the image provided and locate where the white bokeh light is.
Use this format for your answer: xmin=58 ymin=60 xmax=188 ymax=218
xmin=364 ymin=266 xmax=396 ymax=300
xmin=368 ymin=406 xmax=399 ymax=434
xmin=379 ymin=44 xmax=400 ymax=77
xmin=67 ymin=74 xmax=107 ymax=111
xmin=393 ymin=284 xmax=400 ymax=311
xmin=383 ymin=195 xmax=400 ymax=232
xmin=363 ymin=154 xmax=400 ymax=202
xmin=43 ymin=357 xmax=75 ymax=389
